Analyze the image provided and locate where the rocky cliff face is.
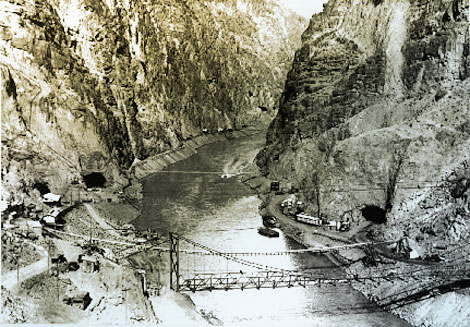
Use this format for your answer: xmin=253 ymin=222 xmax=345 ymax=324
xmin=1 ymin=0 xmax=306 ymax=207
xmin=258 ymin=0 xmax=469 ymax=244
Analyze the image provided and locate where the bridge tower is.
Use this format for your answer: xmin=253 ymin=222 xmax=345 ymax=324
xmin=169 ymin=232 xmax=180 ymax=291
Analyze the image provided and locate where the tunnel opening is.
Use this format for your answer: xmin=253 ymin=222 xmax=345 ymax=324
xmin=33 ymin=182 xmax=50 ymax=195
xmin=361 ymin=205 xmax=387 ymax=224
xmin=259 ymin=106 xmax=269 ymax=112
xmin=83 ymin=172 xmax=106 ymax=188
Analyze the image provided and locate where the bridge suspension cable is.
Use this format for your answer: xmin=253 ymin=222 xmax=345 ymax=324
xmin=179 ymin=235 xmax=298 ymax=273
xmin=173 ymin=239 xmax=399 ymax=256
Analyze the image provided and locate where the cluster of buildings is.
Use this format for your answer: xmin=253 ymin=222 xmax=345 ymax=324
xmin=2 ymin=192 xmax=65 ymax=241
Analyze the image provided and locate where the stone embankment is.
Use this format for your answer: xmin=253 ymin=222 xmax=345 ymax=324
xmin=131 ymin=127 xmax=264 ymax=180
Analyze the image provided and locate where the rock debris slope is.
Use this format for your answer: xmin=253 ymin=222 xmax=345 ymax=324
xmin=1 ymin=0 xmax=306 ymax=205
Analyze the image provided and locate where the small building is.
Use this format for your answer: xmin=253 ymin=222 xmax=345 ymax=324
xmin=43 ymin=193 xmax=61 ymax=205
xmin=270 ymin=181 xmax=280 ymax=192
xmin=281 ymin=194 xmax=296 ymax=207
xmin=48 ymin=207 xmax=61 ymax=218
xmin=63 ymin=292 xmax=92 ymax=310
xmin=327 ymin=221 xmax=339 ymax=230
xmin=26 ymin=220 xmax=43 ymax=237
xmin=42 ymin=215 xmax=56 ymax=226
xmin=81 ymin=255 xmax=98 ymax=273
xmin=338 ymin=220 xmax=351 ymax=231
xmin=42 ymin=208 xmax=65 ymax=229
xmin=51 ymin=254 xmax=67 ymax=265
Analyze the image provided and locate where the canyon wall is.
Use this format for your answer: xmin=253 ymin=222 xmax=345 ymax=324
xmin=1 ymin=0 xmax=306 ymax=207
xmin=258 ymin=0 xmax=469 ymax=246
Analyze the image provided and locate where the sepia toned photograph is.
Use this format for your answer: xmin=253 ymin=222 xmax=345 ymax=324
xmin=1 ymin=0 xmax=469 ymax=326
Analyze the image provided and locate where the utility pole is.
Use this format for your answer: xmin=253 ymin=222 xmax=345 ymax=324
xmin=56 ymin=260 xmax=60 ymax=302
xmin=157 ymin=268 xmax=161 ymax=296
xmin=47 ymin=240 xmax=51 ymax=274
xmin=16 ymin=258 xmax=19 ymax=284
xmin=89 ymin=228 xmax=93 ymax=245
xmin=15 ymin=243 xmax=24 ymax=284
xmin=122 ymin=288 xmax=131 ymax=323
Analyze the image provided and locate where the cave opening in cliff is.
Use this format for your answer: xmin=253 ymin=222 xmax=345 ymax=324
xmin=361 ymin=205 xmax=387 ymax=224
xmin=83 ymin=172 xmax=106 ymax=188
xmin=33 ymin=182 xmax=50 ymax=195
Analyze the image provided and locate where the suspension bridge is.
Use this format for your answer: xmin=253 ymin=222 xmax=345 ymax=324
xmin=167 ymin=233 xmax=470 ymax=294
xmin=44 ymin=226 xmax=470 ymax=305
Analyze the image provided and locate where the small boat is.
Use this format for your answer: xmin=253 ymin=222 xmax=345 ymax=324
xmin=258 ymin=227 xmax=279 ymax=238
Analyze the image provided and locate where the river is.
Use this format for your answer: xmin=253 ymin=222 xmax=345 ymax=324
xmin=132 ymin=132 xmax=411 ymax=326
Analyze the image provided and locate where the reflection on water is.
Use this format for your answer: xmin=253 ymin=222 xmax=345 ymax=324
xmin=134 ymin=134 xmax=410 ymax=326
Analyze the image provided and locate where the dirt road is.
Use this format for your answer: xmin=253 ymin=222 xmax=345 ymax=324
xmin=84 ymin=203 xmax=121 ymax=238
xmin=1 ymin=242 xmax=49 ymax=290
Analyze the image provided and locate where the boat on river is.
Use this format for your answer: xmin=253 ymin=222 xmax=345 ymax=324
xmin=258 ymin=227 xmax=279 ymax=238
xmin=262 ymin=215 xmax=279 ymax=228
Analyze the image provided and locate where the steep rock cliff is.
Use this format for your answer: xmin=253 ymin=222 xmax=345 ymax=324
xmin=259 ymin=0 xmax=469 ymax=241
xmin=1 ymin=0 xmax=306 ymax=207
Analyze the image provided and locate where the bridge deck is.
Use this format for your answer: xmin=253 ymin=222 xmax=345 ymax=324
xmin=178 ymin=267 xmax=470 ymax=292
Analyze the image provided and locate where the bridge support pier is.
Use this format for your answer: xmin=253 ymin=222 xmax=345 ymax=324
xmin=169 ymin=232 xmax=180 ymax=291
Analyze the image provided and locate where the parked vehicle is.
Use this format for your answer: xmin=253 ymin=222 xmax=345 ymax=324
xmin=326 ymin=220 xmax=351 ymax=231
xmin=295 ymin=213 xmax=322 ymax=226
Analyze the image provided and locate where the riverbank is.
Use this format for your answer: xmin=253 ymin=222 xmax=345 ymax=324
xmin=130 ymin=127 xmax=264 ymax=180
xmin=248 ymin=183 xmax=470 ymax=327
xmin=263 ymin=194 xmax=369 ymax=264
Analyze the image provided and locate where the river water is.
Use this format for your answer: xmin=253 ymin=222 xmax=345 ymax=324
xmin=133 ymin=133 xmax=411 ymax=326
